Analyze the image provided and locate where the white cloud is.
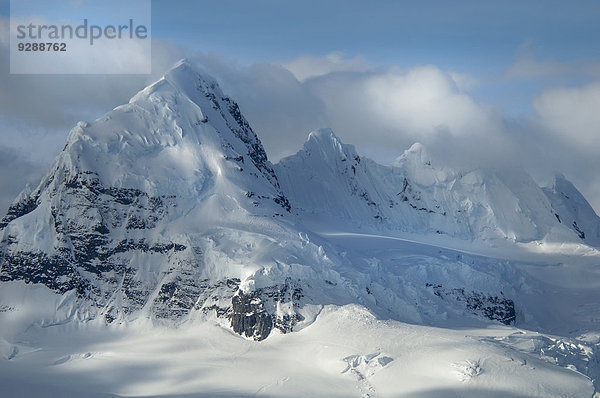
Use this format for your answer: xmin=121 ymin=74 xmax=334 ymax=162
xmin=291 ymin=63 xmax=523 ymax=172
xmin=506 ymin=40 xmax=600 ymax=80
xmin=281 ymin=51 xmax=370 ymax=81
xmin=179 ymin=54 xmax=530 ymax=168
xmin=192 ymin=55 xmax=503 ymax=167
xmin=533 ymin=81 xmax=600 ymax=153
xmin=447 ymin=71 xmax=479 ymax=91
xmin=317 ymin=65 xmax=495 ymax=138
xmin=0 ymin=146 xmax=46 ymax=215
xmin=0 ymin=14 xmax=182 ymax=128
xmin=528 ymin=81 xmax=600 ymax=212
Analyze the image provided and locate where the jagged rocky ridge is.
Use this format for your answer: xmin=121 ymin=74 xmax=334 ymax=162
xmin=1 ymin=60 xmax=599 ymax=341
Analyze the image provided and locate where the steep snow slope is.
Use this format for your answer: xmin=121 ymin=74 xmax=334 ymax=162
xmin=275 ymin=128 xmax=598 ymax=248
xmin=543 ymin=173 xmax=600 ymax=246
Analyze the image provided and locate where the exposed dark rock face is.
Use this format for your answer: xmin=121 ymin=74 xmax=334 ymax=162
xmin=426 ymin=283 xmax=516 ymax=325
xmin=192 ymin=78 xmax=291 ymax=213
xmin=573 ymin=221 xmax=586 ymax=239
xmin=196 ymin=81 xmax=279 ymax=189
xmin=0 ymin=168 xmax=188 ymax=318
xmin=231 ymin=291 xmax=273 ymax=341
xmin=149 ymin=277 xmax=238 ymax=320
xmin=397 ymin=178 xmax=444 ymax=215
xmin=0 ymin=194 xmax=40 ymax=229
xmin=0 ymin=250 xmax=92 ymax=295
xmin=229 ymin=279 xmax=305 ymax=341
xmin=273 ymin=194 xmax=291 ymax=212
xmin=1 ymin=180 xmax=305 ymax=339
xmin=155 ymin=279 xmax=201 ymax=319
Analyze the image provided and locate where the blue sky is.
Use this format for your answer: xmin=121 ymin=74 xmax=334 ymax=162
xmin=2 ymin=0 xmax=599 ymax=113
xmin=1 ymin=0 xmax=598 ymax=73
xmin=1 ymin=0 xmax=600 ymax=212
xmin=151 ymin=0 xmax=600 ymax=66
xmin=148 ymin=0 xmax=600 ymax=116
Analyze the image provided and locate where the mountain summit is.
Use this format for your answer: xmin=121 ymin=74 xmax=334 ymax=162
xmin=0 ymin=60 xmax=321 ymax=340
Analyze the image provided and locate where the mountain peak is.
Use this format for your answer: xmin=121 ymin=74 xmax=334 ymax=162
xmin=169 ymin=57 xmax=193 ymax=70
xmin=303 ymin=128 xmax=357 ymax=161
xmin=307 ymin=128 xmax=338 ymax=143
xmin=394 ymin=142 xmax=432 ymax=167
xmin=131 ymin=59 xmax=222 ymax=108
xmin=546 ymin=173 xmax=597 ymax=215
xmin=305 ymin=128 xmax=346 ymax=154
xmin=10 ymin=59 xmax=286 ymax=212
xmin=120 ymin=60 xmax=281 ymax=192
xmin=162 ymin=58 xmax=218 ymax=91
xmin=407 ymin=142 xmax=427 ymax=154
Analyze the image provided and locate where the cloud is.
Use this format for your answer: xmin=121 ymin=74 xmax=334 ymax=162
xmin=192 ymin=53 xmax=502 ymax=163
xmin=188 ymin=54 xmax=504 ymax=166
xmin=506 ymin=40 xmax=600 ymax=80
xmin=279 ymin=59 xmax=522 ymax=171
xmin=0 ymin=15 xmax=182 ymax=129
xmin=529 ymin=81 xmax=600 ymax=211
xmin=447 ymin=71 xmax=480 ymax=91
xmin=0 ymin=14 xmax=183 ymax=212
xmin=188 ymin=53 xmax=330 ymax=160
xmin=307 ymin=65 xmax=497 ymax=141
xmin=0 ymin=146 xmax=46 ymax=215
xmin=533 ymin=81 xmax=600 ymax=153
xmin=175 ymin=53 xmax=569 ymax=173
xmin=281 ymin=51 xmax=370 ymax=81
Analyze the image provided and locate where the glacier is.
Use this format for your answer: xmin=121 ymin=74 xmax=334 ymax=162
xmin=1 ymin=59 xmax=600 ymax=397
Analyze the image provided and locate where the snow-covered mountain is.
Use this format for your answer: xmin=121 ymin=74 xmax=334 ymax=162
xmin=2 ymin=60 xmax=600 ymax=397
xmin=543 ymin=173 xmax=600 ymax=246
xmin=276 ymin=128 xmax=600 ymax=247
xmin=0 ymin=60 xmax=350 ymax=341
